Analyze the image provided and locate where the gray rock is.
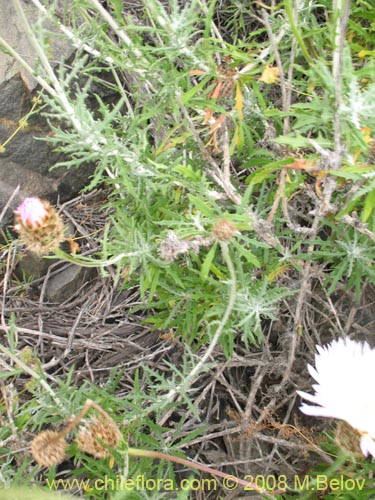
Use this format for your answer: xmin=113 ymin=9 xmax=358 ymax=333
xmin=0 ymin=1 xmax=92 ymax=229
xmin=0 ymin=74 xmax=93 ymax=225
xmin=14 ymin=252 xmax=51 ymax=282
xmin=44 ymin=264 xmax=96 ymax=303
xmin=0 ymin=0 xmax=73 ymax=91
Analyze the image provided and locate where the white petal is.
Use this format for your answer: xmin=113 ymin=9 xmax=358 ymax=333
xmin=298 ymin=403 xmax=343 ymax=419
xmin=360 ymin=434 xmax=375 ymax=458
xmin=296 ymin=390 xmax=317 ymax=404
xmin=297 ymin=338 xmax=375 ymax=438
xmin=307 ymin=364 xmax=319 ymax=381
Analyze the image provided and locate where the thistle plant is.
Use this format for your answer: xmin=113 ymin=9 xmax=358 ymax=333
xmin=6 ymin=0 xmax=374 ymax=356
xmin=2 ymin=0 xmax=294 ymax=356
xmin=2 ymin=0 xmax=375 ymax=498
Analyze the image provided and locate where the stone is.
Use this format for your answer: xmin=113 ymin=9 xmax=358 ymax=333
xmin=14 ymin=219 xmax=96 ymax=302
xmin=0 ymin=0 xmax=73 ymax=91
xmin=14 ymin=251 xmax=51 ymax=282
xmin=0 ymin=75 xmax=92 ymax=228
xmin=44 ymin=264 xmax=96 ymax=303
xmin=0 ymin=1 xmax=92 ymax=230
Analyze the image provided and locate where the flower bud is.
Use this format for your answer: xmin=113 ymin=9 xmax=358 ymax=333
xmin=212 ymin=218 xmax=236 ymax=241
xmin=14 ymin=197 xmax=65 ymax=254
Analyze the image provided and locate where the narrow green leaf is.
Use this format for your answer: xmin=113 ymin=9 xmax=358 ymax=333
xmin=201 ymin=242 xmax=218 ymax=280
xmin=188 ymin=195 xmax=213 ymax=216
xmin=362 ymin=189 xmax=375 ymax=222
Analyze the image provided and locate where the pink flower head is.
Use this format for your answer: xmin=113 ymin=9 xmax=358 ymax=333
xmin=15 ymin=197 xmax=48 ymax=228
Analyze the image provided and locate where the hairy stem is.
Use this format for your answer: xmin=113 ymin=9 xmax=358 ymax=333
xmin=159 ymin=242 xmax=237 ymax=413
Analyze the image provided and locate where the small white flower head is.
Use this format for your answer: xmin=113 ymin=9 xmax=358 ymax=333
xmin=297 ymin=338 xmax=375 ymax=457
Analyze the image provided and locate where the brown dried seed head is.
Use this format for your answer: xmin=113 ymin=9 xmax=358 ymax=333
xmin=30 ymin=430 xmax=68 ymax=467
xmin=76 ymin=417 xmax=121 ymax=459
xmin=212 ymin=218 xmax=236 ymax=241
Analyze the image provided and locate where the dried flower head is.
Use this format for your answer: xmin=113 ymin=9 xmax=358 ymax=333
xmin=76 ymin=417 xmax=121 ymax=459
xmin=159 ymin=231 xmax=213 ymax=262
xmin=212 ymin=218 xmax=236 ymax=241
xmin=298 ymin=338 xmax=375 ymax=457
xmin=159 ymin=230 xmax=190 ymax=262
xmin=30 ymin=430 xmax=68 ymax=467
xmin=14 ymin=197 xmax=65 ymax=254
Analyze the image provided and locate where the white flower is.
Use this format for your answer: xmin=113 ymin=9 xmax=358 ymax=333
xmin=297 ymin=338 xmax=375 ymax=457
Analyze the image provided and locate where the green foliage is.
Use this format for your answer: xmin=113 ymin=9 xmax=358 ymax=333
xmin=312 ymin=223 xmax=375 ymax=300
xmin=0 ymin=356 xmax=207 ymax=499
xmin=279 ymin=450 xmax=375 ymax=500
xmin=2 ymin=0 xmax=375 ymax=498
xmin=33 ymin=0 xmax=375 ymax=336
xmin=31 ymin=0 xmax=299 ymax=354
xmin=0 ymin=488 xmax=77 ymax=500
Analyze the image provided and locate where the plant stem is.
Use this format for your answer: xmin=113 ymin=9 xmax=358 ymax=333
xmin=56 ymin=399 xmax=117 ymax=438
xmin=0 ymin=341 xmax=62 ymax=408
xmin=160 ymin=242 xmax=237 ymax=408
xmin=127 ymin=448 xmax=278 ymax=497
xmin=51 ymin=248 xmax=130 ymax=268
xmin=332 ymin=0 xmax=351 ymax=171
xmin=284 ymin=0 xmax=312 ymax=64
xmin=12 ymin=0 xmax=85 ymax=135
xmin=44 ymin=248 xmax=146 ymax=269
xmin=0 ymin=34 xmax=54 ymax=95
xmin=86 ymin=0 xmax=142 ymax=59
